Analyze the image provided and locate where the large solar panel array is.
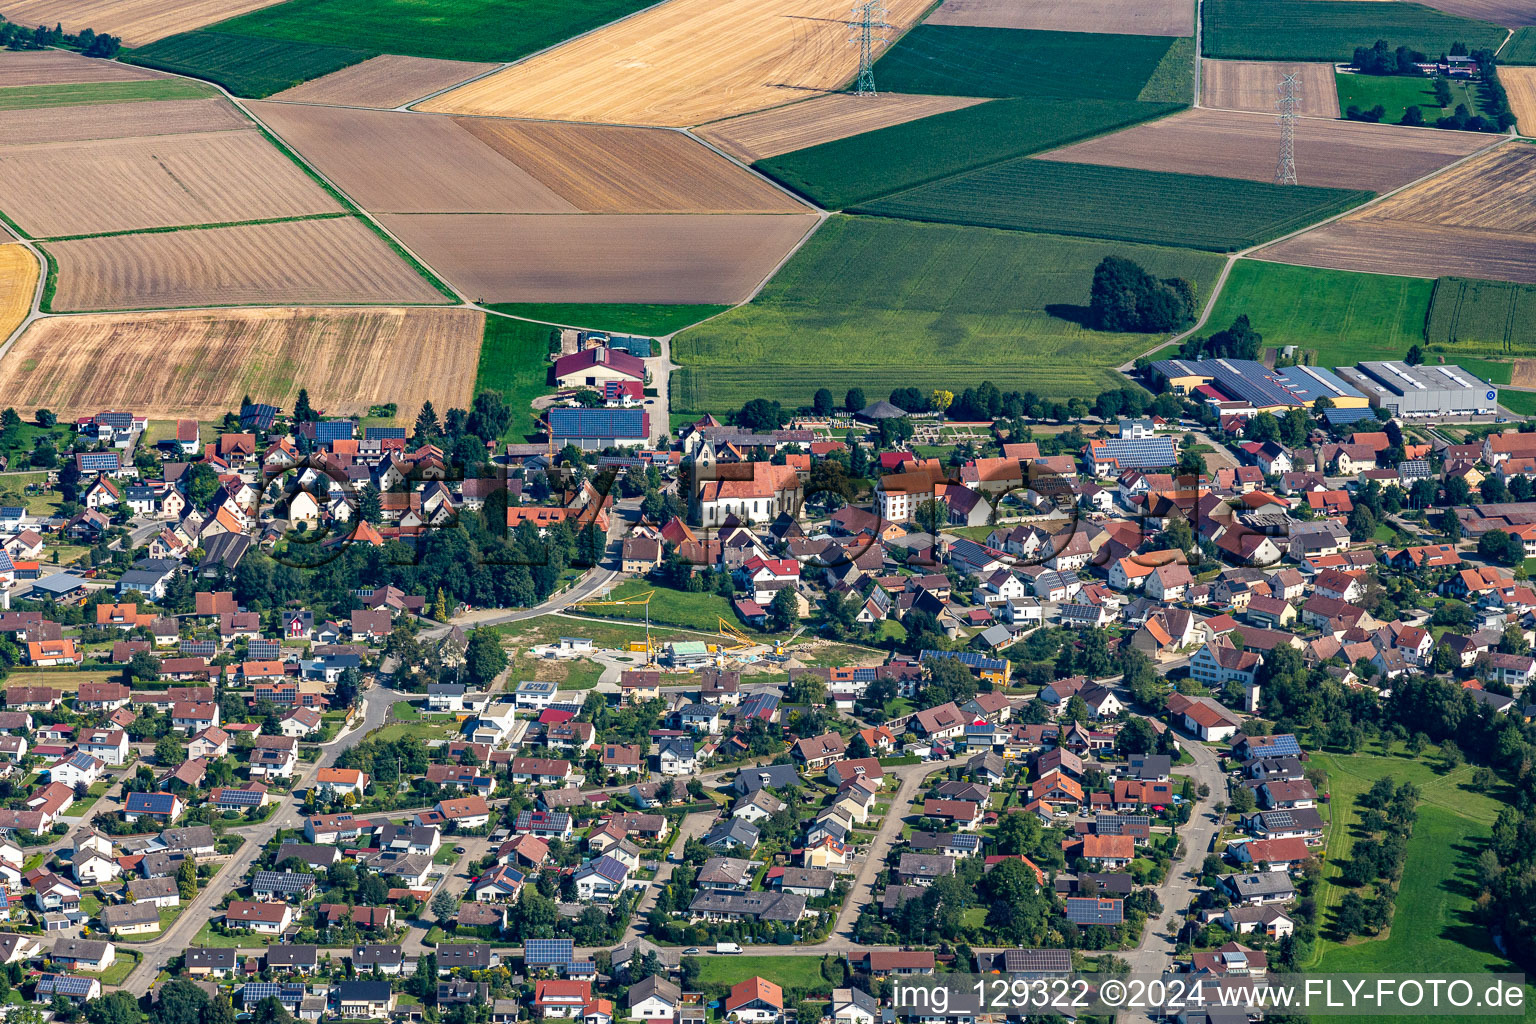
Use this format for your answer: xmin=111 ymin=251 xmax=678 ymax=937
xmin=1002 ymin=949 xmax=1072 ymax=973
xmin=1096 ymin=813 xmax=1150 ymax=834
xmin=549 ymin=408 xmax=646 ymax=438
xmin=180 ymin=640 xmax=217 ymax=657
xmin=365 ymin=426 xmax=407 ymax=440
xmin=77 ymin=451 xmax=120 ymax=472
xmin=523 ymin=938 xmax=575 ymax=967
xmin=248 ymin=639 xmax=281 ymax=661
xmin=313 ymin=420 xmax=356 ymax=445
xmin=1087 ymin=436 xmax=1177 ymax=470
xmin=215 ymin=788 xmax=265 ymax=807
xmin=38 ymin=975 xmax=96 ymax=997
xmin=1248 ymin=734 xmax=1302 ymax=758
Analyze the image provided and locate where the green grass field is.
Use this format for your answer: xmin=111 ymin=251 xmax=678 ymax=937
xmin=671 ymin=216 xmax=1225 ymax=411
xmin=1138 ymin=36 xmax=1196 ymax=104
xmin=1499 ymin=390 xmax=1536 ymax=415
xmin=685 ymin=955 xmax=831 ymax=993
xmin=601 ymin=579 xmax=743 ymax=632
xmin=125 ymin=31 xmax=371 ymax=97
xmin=0 ymin=79 xmax=216 ymax=110
xmin=1202 ymin=260 xmax=1432 ymax=366
xmin=871 ymin=26 xmax=1178 ymax=99
xmin=475 ymin=315 xmax=554 ymax=439
xmin=1308 ymin=751 xmax=1533 ymax=1022
xmin=1503 ymin=27 xmax=1536 ymax=64
xmin=484 ymin=303 xmax=726 ymax=336
xmin=212 ymin=0 xmax=657 ymax=63
xmin=756 ymin=97 xmax=1182 ymax=210
xmin=1334 ymin=72 xmax=1495 ymax=126
xmin=859 ymin=159 xmax=1372 ymax=252
xmin=1202 ymin=0 xmax=1507 ymax=61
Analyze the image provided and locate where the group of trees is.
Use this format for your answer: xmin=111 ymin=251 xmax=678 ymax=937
xmin=1179 ymin=315 xmax=1262 ymax=362
xmin=1350 ymin=39 xmax=1428 ymax=75
xmin=1334 ymin=778 xmax=1419 ymax=940
xmin=1089 ymin=256 xmax=1197 ymax=334
xmin=0 ymin=18 xmax=120 ymax=56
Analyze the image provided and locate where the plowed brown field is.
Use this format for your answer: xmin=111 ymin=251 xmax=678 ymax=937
xmin=925 ymin=0 xmax=1193 ymax=34
xmin=268 ymin=55 xmax=500 ymax=109
xmin=0 ymin=306 xmax=481 ymax=419
xmin=0 ymin=49 xmax=161 ymax=86
xmin=0 ymin=244 xmax=37 ymax=344
xmin=454 ymin=118 xmax=807 ymax=212
xmin=0 ymin=0 xmax=286 ymax=46
xmin=1503 ymin=67 xmax=1536 ymax=135
xmin=0 ymin=129 xmax=342 ymax=237
xmin=1201 ymin=60 xmax=1340 ymax=118
xmin=379 ymin=213 xmax=818 ymax=303
xmin=695 ymin=93 xmax=989 ymax=162
xmin=45 ymin=217 xmax=450 ymax=310
xmin=1258 ymin=143 xmax=1536 ymax=284
xmin=1037 ymin=107 xmax=1492 ymax=192
xmin=250 ymin=102 xmax=806 ymax=213
xmin=416 ymin=0 xmax=934 ymax=126
xmin=0 ymin=97 xmax=247 ymax=143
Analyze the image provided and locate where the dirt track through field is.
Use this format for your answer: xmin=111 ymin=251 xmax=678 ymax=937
xmin=379 ymin=212 xmax=819 ymax=303
xmin=0 ymin=244 xmax=36 ymax=344
xmin=453 ymin=118 xmax=809 ymax=212
xmin=695 ymin=93 xmax=989 ymax=162
xmin=416 ymin=0 xmax=934 ymax=126
xmin=246 ymin=103 xmax=576 ymax=214
xmin=1503 ymin=67 xmax=1536 ymax=135
xmin=1201 ymin=60 xmax=1341 ymax=118
xmin=1258 ymin=144 xmax=1536 ymax=283
xmin=45 ymin=217 xmax=449 ymax=310
xmin=0 ymin=97 xmax=248 ymax=143
xmin=0 ymin=0 xmax=287 ymax=46
xmin=0 ymin=306 xmax=482 ymax=419
xmin=0 ymin=128 xmax=342 ymax=237
xmin=925 ymin=0 xmax=1193 ymax=34
xmin=0 ymin=49 xmax=162 ymax=86
xmin=269 ymin=56 xmax=501 ymax=109
xmin=1037 ymin=107 xmax=1490 ymax=192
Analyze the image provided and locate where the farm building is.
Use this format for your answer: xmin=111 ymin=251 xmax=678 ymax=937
xmin=553 ymin=347 xmax=645 ymax=388
xmin=548 ymin=408 xmax=651 ymax=450
xmin=1147 ymin=358 xmax=1368 ymax=413
xmin=1335 ymin=362 xmax=1495 ymax=419
xmin=1084 ymin=436 xmax=1177 ymax=475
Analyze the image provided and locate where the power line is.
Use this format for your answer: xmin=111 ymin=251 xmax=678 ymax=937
xmin=850 ymin=0 xmax=890 ymax=96
xmin=1276 ymin=73 xmax=1299 ymax=186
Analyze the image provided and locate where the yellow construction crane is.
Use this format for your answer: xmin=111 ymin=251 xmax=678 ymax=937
xmin=715 ymin=616 xmax=755 ymax=653
xmin=573 ymin=590 xmax=660 ymax=665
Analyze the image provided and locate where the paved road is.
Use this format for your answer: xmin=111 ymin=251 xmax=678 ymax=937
xmin=622 ymin=807 xmax=717 ymax=941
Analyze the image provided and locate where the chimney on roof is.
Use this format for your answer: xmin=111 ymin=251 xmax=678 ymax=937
xmin=595 ymin=348 xmax=607 ymax=364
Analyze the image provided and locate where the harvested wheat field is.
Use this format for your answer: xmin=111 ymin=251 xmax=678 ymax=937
xmin=417 ymin=0 xmax=934 ymax=127
xmin=379 ymin=213 xmax=818 ymax=303
xmin=0 ymin=49 xmax=162 ymax=87
xmin=925 ymin=0 xmax=1193 ymax=34
xmin=1504 ymin=67 xmax=1536 ymax=134
xmin=0 ymin=306 xmax=481 ymax=419
xmin=251 ymin=102 xmax=806 ymax=213
xmin=0 ymin=245 xmax=37 ymax=344
xmin=0 ymin=97 xmax=247 ymax=143
xmin=696 ymin=93 xmax=990 ymax=162
xmin=0 ymin=129 xmax=341 ymax=238
xmin=1202 ymin=60 xmax=1340 ymax=118
xmin=268 ymin=56 xmax=501 ymax=109
xmin=1258 ymin=144 xmax=1536 ymax=283
xmin=1038 ymin=108 xmax=1492 ymax=192
xmin=0 ymin=0 xmax=285 ymax=46
xmin=45 ymin=217 xmax=449 ymax=311
xmin=454 ymin=118 xmax=807 ymax=212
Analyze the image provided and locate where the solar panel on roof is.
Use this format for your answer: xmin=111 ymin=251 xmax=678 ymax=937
xmin=549 ymin=407 xmax=646 ymax=437
xmin=77 ymin=451 xmax=119 ymax=471
xmin=247 ymin=640 xmax=281 ymax=660
xmin=1064 ymin=897 xmax=1124 ymax=925
xmin=365 ymin=426 xmax=407 ymax=440
xmin=40 ymin=975 xmax=96 ymax=996
xmin=181 ymin=640 xmax=217 ymax=656
xmin=523 ymin=938 xmax=574 ymax=966
xmin=217 ymin=788 xmax=264 ymax=807
xmin=314 ymin=420 xmax=355 ymax=443
xmin=1262 ymin=810 xmax=1296 ymax=827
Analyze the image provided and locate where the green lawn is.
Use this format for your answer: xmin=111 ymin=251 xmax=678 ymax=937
xmin=601 ymin=580 xmax=742 ymax=633
xmin=0 ymin=80 xmax=216 ymax=110
xmin=685 ymin=954 xmax=831 ymax=992
xmin=1334 ymin=72 xmax=1496 ymax=126
xmin=671 ymin=216 xmax=1225 ymax=412
xmin=1202 ymin=0 xmax=1507 ymax=62
xmin=484 ymin=303 xmax=727 ymax=337
xmin=1500 ymin=390 xmax=1536 ymax=416
xmin=860 ymin=159 xmax=1373 ymax=253
xmin=1201 ymin=259 xmax=1433 ymax=368
xmin=475 ymin=315 xmax=554 ymax=439
xmin=76 ymin=952 xmax=139 ymax=987
xmin=391 ymin=701 xmax=421 ymax=721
